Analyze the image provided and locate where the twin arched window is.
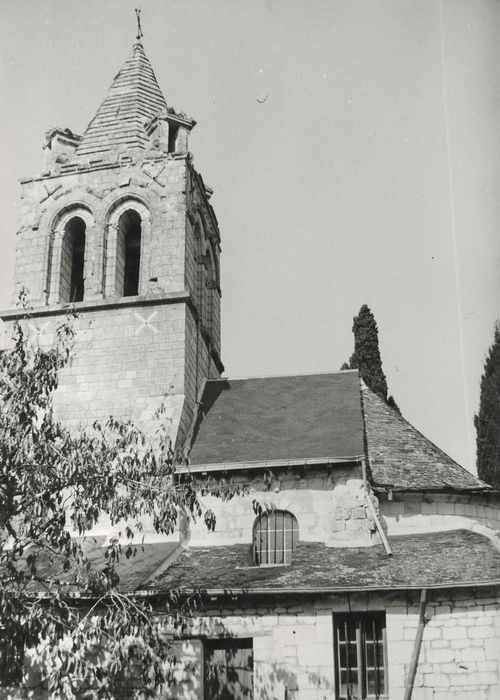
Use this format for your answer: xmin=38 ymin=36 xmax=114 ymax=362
xmin=51 ymin=202 xmax=146 ymax=304
xmin=253 ymin=510 xmax=298 ymax=566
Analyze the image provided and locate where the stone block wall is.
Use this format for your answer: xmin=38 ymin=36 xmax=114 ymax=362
xmin=387 ymin=588 xmax=500 ymax=700
xmin=14 ymin=156 xmax=188 ymax=306
xmin=380 ymin=493 xmax=500 ymax=540
xmin=185 ymin=465 xmax=377 ymax=547
xmin=0 ymin=297 xmax=196 ymax=446
xmin=2 ymin=587 xmax=498 ymax=698
xmin=163 ymin=588 xmax=500 ymax=700
xmin=4 ymin=153 xmax=223 ymax=449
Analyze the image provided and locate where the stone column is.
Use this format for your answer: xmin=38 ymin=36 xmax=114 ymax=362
xmin=47 ymin=230 xmax=64 ymax=305
xmin=103 ymin=223 xmax=118 ymax=298
xmin=83 ymin=224 xmax=104 ymax=300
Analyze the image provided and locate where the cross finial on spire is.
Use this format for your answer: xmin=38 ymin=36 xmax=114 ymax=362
xmin=134 ymin=8 xmax=144 ymax=42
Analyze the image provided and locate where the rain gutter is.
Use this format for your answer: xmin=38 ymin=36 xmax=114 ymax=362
xmin=132 ymin=578 xmax=500 ymax=598
xmin=34 ymin=578 xmax=500 ymax=602
xmin=176 ymin=455 xmax=364 ymax=475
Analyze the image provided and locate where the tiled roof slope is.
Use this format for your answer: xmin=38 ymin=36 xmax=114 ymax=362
xmin=76 ymin=42 xmax=167 ymax=158
xmin=188 ymin=372 xmax=364 ymax=466
xmin=20 ymin=537 xmax=179 ymax=594
xmin=361 ymin=383 xmax=491 ymax=491
xmin=151 ymin=530 xmax=500 ymax=592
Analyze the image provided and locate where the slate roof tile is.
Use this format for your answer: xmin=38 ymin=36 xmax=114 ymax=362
xmin=150 ymin=530 xmax=500 ymax=592
xmin=19 ymin=538 xmax=178 ymax=594
xmin=361 ymin=383 xmax=491 ymax=491
xmin=187 ymin=371 xmax=492 ymax=493
xmin=188 ymin=372 xmax=365 ymax=466
xmin=76 ymin=42 xmax=167 ymax=158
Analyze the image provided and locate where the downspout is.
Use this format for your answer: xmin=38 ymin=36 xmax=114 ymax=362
xmin=361 ymin=458 xmax=392 ymax=556
xmin=404 ymin=589 xmax=427 ymax=700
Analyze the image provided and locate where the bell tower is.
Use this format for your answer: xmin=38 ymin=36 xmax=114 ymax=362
xmin=1 ymin=37 xmax=223 ymax=449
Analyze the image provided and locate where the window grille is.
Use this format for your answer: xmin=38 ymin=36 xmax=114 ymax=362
xmin=333 ymin=612 xmax=387 ymax=700
xmin=253 ymin=510 xmax=298 ymax=565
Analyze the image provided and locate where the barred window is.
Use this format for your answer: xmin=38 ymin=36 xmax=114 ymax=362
xmin=333 ymin=612 xmax=387 ymax=700
xmin=253 ymin=510 xmax=298 ymax=565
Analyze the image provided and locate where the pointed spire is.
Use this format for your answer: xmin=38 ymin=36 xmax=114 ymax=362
xmin=76 ymin=40 xmax=168 ymax=159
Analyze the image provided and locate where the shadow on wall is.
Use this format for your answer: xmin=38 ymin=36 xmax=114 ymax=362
xmin=164 ymin=623 xmax=334 ymax=700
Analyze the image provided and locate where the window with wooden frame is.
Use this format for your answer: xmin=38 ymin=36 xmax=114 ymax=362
xmin=253 ymin=510 xmax=298 ymax=565
xmin=333 ymin=612 xmax=387 ymax=700
xmin=204 ymin=638 xmax=253 ymax=700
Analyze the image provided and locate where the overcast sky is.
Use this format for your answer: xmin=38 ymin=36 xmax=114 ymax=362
xmin=1 ymin=0 xmax=499 ymax=472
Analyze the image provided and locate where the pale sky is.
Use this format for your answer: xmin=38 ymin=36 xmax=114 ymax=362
xmin=1 ymin=0 xmax=499 ymax=473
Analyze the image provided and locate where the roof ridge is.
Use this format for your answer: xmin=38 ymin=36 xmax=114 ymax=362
xmin=207 ymin=369 xmax=360 ymax=382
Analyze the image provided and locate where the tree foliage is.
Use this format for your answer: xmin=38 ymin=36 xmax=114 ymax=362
xmin=0 ymin=297 xmax=237 ymax=698
xmin=342 ymin=304 xmax=400 ymax=413
xmin=475 ymin=322 xmax=500 ymax=488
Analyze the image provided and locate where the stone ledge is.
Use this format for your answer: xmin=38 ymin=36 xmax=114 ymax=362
xmin=0 ymin=290 xmax=194 ymax=320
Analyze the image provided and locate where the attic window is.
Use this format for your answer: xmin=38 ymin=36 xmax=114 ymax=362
xmin=253 ymin=510 xmax=298 ymax=566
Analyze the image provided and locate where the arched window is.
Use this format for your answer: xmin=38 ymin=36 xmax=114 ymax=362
xmin=253 ymin=510 xmax=298 ymax=566
xmin=117 ymin=210 xmax=141 ymax=296
xmin=60 ymin=216 xmax=86 ymax=302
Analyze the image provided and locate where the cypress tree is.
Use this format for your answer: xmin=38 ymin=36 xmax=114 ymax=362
xmin=475 ymin=322 xmax=500 ymax=488
xmin=342 ymin=304 xmax=401 ymax=413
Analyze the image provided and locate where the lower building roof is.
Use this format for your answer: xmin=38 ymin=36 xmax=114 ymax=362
xmin=13 ymin=530 xmax=500 ymax=597
xmin=149 ymin=529 xmax=500 ymax=593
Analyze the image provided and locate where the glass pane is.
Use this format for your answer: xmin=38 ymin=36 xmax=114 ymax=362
xmin=346 ymin=620 xmax=357 ymax=642
xmin=365 ymin=641 xmax=375 ymax=668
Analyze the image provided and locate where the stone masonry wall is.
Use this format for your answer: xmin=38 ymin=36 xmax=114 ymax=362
xmin=161 ymin=587 xmax=500 ymax=700
xmin=185 ymin=465 xmax=378 ymax=547
xmin=4 ymin=589 xmax=499 ymax=699
xmin=0 ymin=298 xmax=192 ymax=445
xmin=380 ymin=493 xmax=500 ymax=540
xmin=14 ymin=156 xmax=188 ymax=306
xmin=388 ymin=587 xmax=500 ymax=700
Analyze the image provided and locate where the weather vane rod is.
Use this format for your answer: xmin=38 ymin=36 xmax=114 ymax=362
xmin=135 ymin=8 xmax=144 ymax=42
